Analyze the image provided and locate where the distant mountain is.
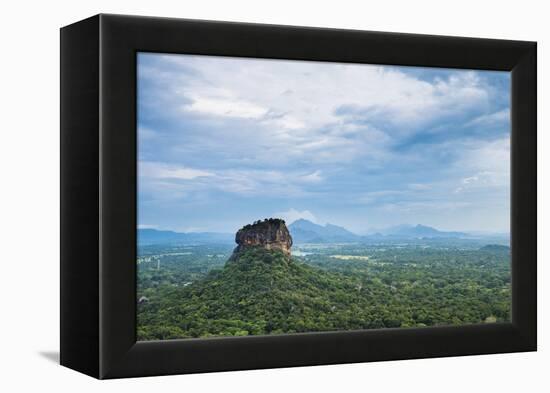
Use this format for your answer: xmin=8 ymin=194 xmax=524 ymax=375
xmin=288 ymin=219 xmax=361 ymax=243
xmin=139 ymin=221 xmax=472 ymax=246
xmin=381 ymin=224 xmax=467 ymax=239
xmin=138 ymin=228 xmax=233 ymax=245
xmin=479 ymin=244 xmax=510 ymax=253
xmin=287 ymin=220 xmax=471 ymax=243
xmin=287 ymin=219 xmax=470 ymax=243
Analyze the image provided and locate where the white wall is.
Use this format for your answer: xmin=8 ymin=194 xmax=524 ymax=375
xmin=0 ymin=0 xmax=546 ymax=390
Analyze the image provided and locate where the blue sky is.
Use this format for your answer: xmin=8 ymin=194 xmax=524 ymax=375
xmin=137 ymin=53 xmax=510 ymax=234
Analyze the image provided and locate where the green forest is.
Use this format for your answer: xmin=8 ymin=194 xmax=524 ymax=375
xmin=137 ymin=242 xmax=511 ymax=340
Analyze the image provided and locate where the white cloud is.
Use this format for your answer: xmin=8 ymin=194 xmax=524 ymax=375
xmin=210 ymin=169 xmax=326 ymax=197
xmin=467 ymin=108 xmax=509 ymax=127
xmin=139 ymin=161 xmax=214 ymax=180
xmin=187 ymin=90 xmax=268 ymax=119
xmin=138 ymin=54 xmax=505 ymax=183
xmin=463 ymin=175 xmax=480 ymax=184
xmin=273 ymin=208 xmax=318 ymax=224
xmin=455 ymin=137 xmax=510 ymax=191
xmin=139 ymin=163 xmax=324 ymax=200
xmin=210 ymin=169 xmax=306 ymax=197
xmin=467 ymin=137 xmax=510 ymax=173
xmin=145 ymin=53 xmax=490 ymax=139
xmin=454 ymin=170 xmax=505 ymax=193
xmin=299 ymin=170 xmax=323 ymax=183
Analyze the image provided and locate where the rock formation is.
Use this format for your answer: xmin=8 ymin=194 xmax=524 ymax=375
xmin=231 ymin=218 xmax=293 ymax=258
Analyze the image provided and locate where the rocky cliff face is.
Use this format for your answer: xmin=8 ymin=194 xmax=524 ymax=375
xmin=231 ymin=218 xmax=293 ymax=258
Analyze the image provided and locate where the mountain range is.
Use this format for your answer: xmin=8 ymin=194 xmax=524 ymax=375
xmin=376 ymin=224 xmax=467 ymax=239
xmin=139 ymin=219 xmax=474 ymax=245
xmin=288 ymin=220 xmax=468 ymax=243
xmin=288 ymin=218 xmax=362 ymax=243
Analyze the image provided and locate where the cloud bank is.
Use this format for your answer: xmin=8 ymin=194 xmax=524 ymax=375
xmin=138 ymin=53 xmax=510 ymax=233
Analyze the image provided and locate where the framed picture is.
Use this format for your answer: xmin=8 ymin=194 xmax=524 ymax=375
xmin=60 ymin=14 xmax=536 ymax=379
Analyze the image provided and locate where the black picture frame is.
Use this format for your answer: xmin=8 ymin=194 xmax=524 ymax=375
xmin=60 ymin=14 xmax=537 ymax=379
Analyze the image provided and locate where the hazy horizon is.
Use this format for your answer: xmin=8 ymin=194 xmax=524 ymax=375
xmin=138 ymin=53 xmax=510 ymax=235
xmin=138 ymin=218 xmax=510 ymax=237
